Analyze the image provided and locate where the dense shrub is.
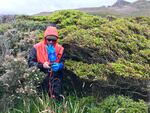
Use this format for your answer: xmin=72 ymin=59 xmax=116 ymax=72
xmin=92 ymin=95 xmax=148 ymax=113
xmin=0 ymin=56 xmax=45 ymax=112
xmin=0 ymin=23 xmax=12 ymax=35
xmin=13 ymin=20 xmax=48 ymax=32
xmin=49 ymin=10 xmax=108 ymax=29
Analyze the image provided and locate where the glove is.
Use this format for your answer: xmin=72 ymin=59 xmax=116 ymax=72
xmin=51 ymin=63 xmax=64 ymax=72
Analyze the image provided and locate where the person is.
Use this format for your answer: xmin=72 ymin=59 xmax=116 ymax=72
xmin=28 ymin=26 xmax=65 ymax=100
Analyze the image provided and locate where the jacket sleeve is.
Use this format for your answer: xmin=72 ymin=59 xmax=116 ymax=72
xmin=28 ymin=47 xmax=44 ymax=69
xmin=58 ymin=48 xmax=65 ymax=71
xmin=59 ymin=52 xmax=65 ymax=64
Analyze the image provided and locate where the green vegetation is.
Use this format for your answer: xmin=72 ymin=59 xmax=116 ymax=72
xmin=7 ymin=95 xmax=148 ymax=113
xmin=0 ymin=10 xmax=149 ymax=113
xmin=93 ymin=95 xmax=148 ymax=113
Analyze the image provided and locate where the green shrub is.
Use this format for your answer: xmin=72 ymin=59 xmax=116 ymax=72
xmin=13 ymin=20 xmax=47 ymax=32
xmin=0 ymin=56 xmax=45 ymax=112
xmin=65 ymin=60 xmax=106 ymax=80
xmin=110 ymin=58 xmax=150 ymax=79
xmin=0 ymin=23 xmax=12 ymax=35
xmin=92 ymin=95 xmax=148 ymax=113
xmin=16 ymin=15 xmax=49 ymax=22
xmin=49 ymin=10 xmax=108 ymax=29
xmin=49 ymin=10 xmax=87 ymax=28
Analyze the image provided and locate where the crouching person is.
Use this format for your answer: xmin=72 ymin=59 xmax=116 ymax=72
xmin=28 ymin=26 xmax=65 ymax=100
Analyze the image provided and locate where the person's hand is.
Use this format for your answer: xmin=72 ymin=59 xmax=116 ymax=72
xmin=51 ymin=63 xmax=63 ymax=71
xmin=43 ymin=62 xmax=50 ymax=69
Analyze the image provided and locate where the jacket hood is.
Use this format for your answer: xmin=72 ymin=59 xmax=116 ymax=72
xmin=44 ymin=26 xmax=59 ymax=44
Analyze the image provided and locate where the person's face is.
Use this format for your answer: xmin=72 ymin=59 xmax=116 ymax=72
xmin=46 ymin=36 xmax=57 ymax=45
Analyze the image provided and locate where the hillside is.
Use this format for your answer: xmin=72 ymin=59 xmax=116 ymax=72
xmin=0 ymin=10 xmax=149 ymax=112
xmin=80 ymin=0 xmax=150 ymax=17
xmin=112 ymin=0 xmax=130 ymax=7
xmin=35 ymin=0 xmax=150 ymax=17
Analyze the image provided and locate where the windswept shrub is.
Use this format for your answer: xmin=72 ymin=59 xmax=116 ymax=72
xmin=109 ymin=58 xmax=150 ymax=79
xmin=49 ymin=10 xmax=108 ymax=29
xmin=65 ymin=60 xmax=106 ymax=80
xmin=49 ymin=10 xmax=86 ymax=28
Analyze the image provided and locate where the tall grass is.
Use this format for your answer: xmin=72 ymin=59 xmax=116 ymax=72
xmin=8 ymin=93 xmax=96 ymax=113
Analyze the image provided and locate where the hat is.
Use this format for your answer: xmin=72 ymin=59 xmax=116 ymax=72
xmin=46 ymin=35 xmax=57 ymax=41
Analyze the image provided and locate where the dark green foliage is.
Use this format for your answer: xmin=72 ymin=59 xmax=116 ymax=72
xmin=65 ymin=60 xmax=106 ymax=79
xmin=110 ymin=58 xmax=150 ymax=79
xmin=92 ymin=95 xmax=148 ymax=113
xmin=65 ymin=59 xmax=150 ymax=80
xmin=49 ymin=10 xmax=87 ymax=28
xmin=49 ymin=10 xmax=108 ymax=37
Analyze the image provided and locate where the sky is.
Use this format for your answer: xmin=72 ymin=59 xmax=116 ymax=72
xmin=0 ymin=0 xmax=138 ymax=15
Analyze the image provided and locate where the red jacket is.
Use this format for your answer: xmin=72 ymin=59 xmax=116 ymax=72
xmin=34 ymin=27 xmax=64 ymax=64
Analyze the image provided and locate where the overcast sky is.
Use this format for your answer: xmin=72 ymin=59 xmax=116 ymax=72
xmin=0 ymin=0 xmax=138 ymax=15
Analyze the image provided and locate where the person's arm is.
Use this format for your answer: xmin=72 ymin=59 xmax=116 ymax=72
xmin=58 ymin=52 xmax=65 ymax=70
xmin=28 ymin=47 xmax=44 ymax=69
xmin=59 ymin=52 xmax=65 ymax=64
